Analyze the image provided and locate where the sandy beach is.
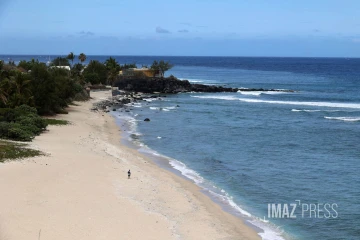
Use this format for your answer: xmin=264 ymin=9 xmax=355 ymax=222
xmin=0 ymin=90 xmax=260 ymax=240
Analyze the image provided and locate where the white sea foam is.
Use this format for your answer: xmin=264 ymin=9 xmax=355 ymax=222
xmin=238 ymin=91 xmax=262 ymax=96
xmin=192 ymin=95 xmax=239 ymax=101
xmin=207 ymin=189 xmax=252 ymax=217
xmin=324 ymin=116 xmax=360 ymax=122
xmin=188 ymin=80 xmax=204 ymax=83
xmin=132 ymin=103 xmax=143 ymax=108
xmin=292 ymin=109 xmax=320 ymax=112
xmin=143 ymin=98 xmax=157 ymax=102
xmin=150 ymin=106 xmax=177 ymax=111
xmin=192 ymin=95 xmax=360 ymax=111
xmin=249 ymin=219 xmax=286 ymax=240
xmin=238 ymin=99 xmax=360 ymax=109
xmin=179 ymin=78 xmax=207 ymax=83
xmin=238 ymin=91 xmax=288 ymax=96
xmin=192 ymin=96 xmax=360 ymax=109
xmin=168 ymin=159 xmax=205 ymax=184
xmin=206 ymin=188 xmax=287 ymax=240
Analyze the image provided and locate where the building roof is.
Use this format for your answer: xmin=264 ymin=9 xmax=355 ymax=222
xmin=50 ymin=66 xmax=71 ymax=71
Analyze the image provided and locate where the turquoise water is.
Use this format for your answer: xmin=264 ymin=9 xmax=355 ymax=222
xmin=113 ymin=57 xmax=360 ymax=240
xmin=2 ymin=55 xmax=360 ymax=239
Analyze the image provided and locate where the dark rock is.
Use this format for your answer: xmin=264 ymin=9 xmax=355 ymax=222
xmin=113 ymin=76 xmax=294 ymax=94
xmin=144 ymin=118 xmax=150 ymax=122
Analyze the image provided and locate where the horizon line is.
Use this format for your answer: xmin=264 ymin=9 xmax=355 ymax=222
xmin=0 ymin=54 xmax=359 ymax=59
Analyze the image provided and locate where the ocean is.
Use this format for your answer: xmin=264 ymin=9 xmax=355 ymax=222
xmin=2 ymin=55 xmax=360 ymax=239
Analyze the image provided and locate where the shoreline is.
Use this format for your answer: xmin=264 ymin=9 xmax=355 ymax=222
xmin=0 ymin=90 xmax=260 ymax=240
xmin=110 ymin=93 xmax=287 ymax=240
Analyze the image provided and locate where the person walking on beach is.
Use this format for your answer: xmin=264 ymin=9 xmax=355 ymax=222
xmin=128 ymin=169 xmax=131 ymax=179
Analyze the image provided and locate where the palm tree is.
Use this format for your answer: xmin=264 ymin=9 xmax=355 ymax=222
xmin=105 ymin=57 xmax=120 ymax=71
xmin=0 ymin=79 xmax=9 ymax=105
xmin=0 ymin=61 xmax=9 ymax=104
xmin=9 ymin=72 xmax=33 ymax=106
xmin=107 ymin=68 xmax=119 ymax=86
xmin=67 ymin=52 xmax=75 ymax=66
xmin=78 ymin=53 xmax=87 ymax=65
xmin=158 ymin=60 xmax=173 ymax=77
xmin=105 ymin=57 xmax=120 ymax=86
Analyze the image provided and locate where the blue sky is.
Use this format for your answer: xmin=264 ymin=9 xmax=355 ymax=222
xmin=1 ymin=0 xmax=360 ymax=56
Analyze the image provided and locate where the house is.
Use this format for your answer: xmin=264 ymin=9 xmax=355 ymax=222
xmin=50 ymin=66 xmax=71 ymax=71
xmin=119 ymin=67 xmax=160 ymax=78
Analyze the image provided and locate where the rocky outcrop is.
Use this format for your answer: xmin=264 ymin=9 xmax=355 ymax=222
xmin=113 ymin=76 xmax=294 ymax=93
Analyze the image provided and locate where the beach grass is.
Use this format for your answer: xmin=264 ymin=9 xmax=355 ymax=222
xmin=44 ymin=119 xmax=69 ymax=125
xmin=0 ymin=140 xmax=43 ymax=162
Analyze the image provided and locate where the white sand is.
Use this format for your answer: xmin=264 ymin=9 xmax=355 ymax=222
xmin=0 ymin=90 xmax=260 ymax=240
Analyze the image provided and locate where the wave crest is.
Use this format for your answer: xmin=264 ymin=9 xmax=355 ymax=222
xmin=324 ymin=116 xmax=360 ymax=122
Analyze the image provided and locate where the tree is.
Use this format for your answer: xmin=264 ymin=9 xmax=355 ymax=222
xmin=107 ymin=68 xmax=119 ymax=86
xmin=18 ymin=60 xmax=31 ymax=71
xmin=51 ymin=68 xmax=78 ymax=108
xmin=30 ymin=63 xmax=57 ymax=114
xmin=8 ymin=72 xmax=33 ymax=107
xmin=0 ymin=74 xmax=8 ymax=105
xmin=50 ymin=57 xmax=70 ymax=67
xmin=105 ymin=57 xmax=120 ymax=86
xmin=0 ymin=61 xmax=11 ymax=105
xmin=67 ymin=52 xmax=75 ymax=66
xmin=83 ymin=60 xmax=107 ymax=84
xmin=150 ymin=60 xmax=173 ymax=77
xmin=17 ymin=59 xmax=39 ymax=71
xmin=120 ymin=63 xmax=137 ymax=70
xmin=105 ymin=57 xmax=120 ymax=72
xmin=71 ymin=63 xmax=84 ymax=77
xmin=158 ymin=60 xmax=173 ymax=77
xmin=78 ymin=53 xmax=87 ymax=64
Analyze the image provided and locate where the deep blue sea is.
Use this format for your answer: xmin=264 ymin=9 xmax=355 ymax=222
xmin=2 ymin=55 xmax=360 ymax=240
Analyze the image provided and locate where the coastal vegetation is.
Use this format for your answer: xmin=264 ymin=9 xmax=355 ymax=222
xmin=78 ymin=53 xmax=87 ymax=64
xmin=0 ymin=140 xmax=43 ymax=162
xmin=0 ymin=105 xmax=48 ymax=141
xmin=67 ymin=52 xmax=75 ymax=66
xmin=50 ymin=57 xmax=70 ymax=67
xmin=45 ymin=118 xmax=69 ymax=125
xmin=0 ymin=53 xmax=174 ymax=146
xmin=150 ymin=60 xmax=173 ymax=77
xmin=0 ymin=54 xmax=87 ymax=145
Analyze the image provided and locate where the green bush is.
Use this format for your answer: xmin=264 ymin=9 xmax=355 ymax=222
xmin=83 ymin=60 xmax=108 ymax=84
xmin=0 ymin=105 xmax=48 ymax=141
xmin=0 ymin=122 xmax=10 ymax=136
xmin=7 ymin=123 xmax=34 ymax=141
xmin=17 ymin=117 xmax=43 ymax=135
xmin=45 ymin=119 xmax=69 ymax=125
xmin=0 ymin=122 xmax=33 ymax=141
xmin=84 ymin=72 xmax=101 ymax=84
xmin=13 ymin=105 xmax=38 ymax=118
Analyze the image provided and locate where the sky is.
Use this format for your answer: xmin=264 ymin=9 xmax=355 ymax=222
xmin=1 ymin=0 xmax=360 ymax=57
